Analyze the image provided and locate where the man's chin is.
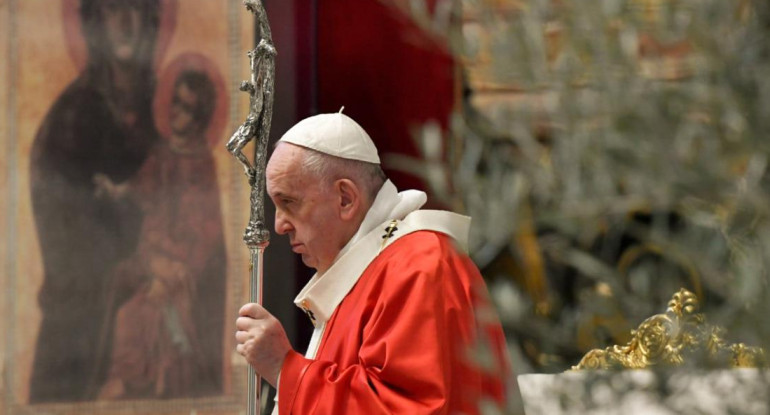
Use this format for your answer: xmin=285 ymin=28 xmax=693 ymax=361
xmin=301 ymin=256 xmax=328 ymax=274
xmin=300 ymin=255 xmax=315 ymax=269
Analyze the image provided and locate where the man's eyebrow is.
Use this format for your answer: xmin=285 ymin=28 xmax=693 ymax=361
xmin=270 ymin=191 xmax=293 ymax=200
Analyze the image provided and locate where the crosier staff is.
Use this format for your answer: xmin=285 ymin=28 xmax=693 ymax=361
xmin=226 ymin=1 xmax=275 ymax=414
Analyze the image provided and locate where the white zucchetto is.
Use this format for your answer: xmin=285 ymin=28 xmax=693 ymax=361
xmin=278 ymin=108 xmax=381 ymax=164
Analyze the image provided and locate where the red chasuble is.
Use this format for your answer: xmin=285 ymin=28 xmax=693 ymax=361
xmin=278 ymin=231 xmax=511 ymax=414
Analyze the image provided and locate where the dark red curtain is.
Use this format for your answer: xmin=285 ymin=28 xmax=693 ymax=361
xmin=317 ymin=0 xmax=456 ymax=194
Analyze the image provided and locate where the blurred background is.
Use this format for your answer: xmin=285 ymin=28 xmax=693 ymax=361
xmin=2 ymin=0 xmax=770 ymax=413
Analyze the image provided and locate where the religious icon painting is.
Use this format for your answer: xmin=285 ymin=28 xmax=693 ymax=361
xmin=1 ymin=0 xmax=255 ymax=413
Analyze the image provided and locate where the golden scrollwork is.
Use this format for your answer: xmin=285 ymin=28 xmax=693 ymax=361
xmin=572 ymin=288 xmax=766 ymax=370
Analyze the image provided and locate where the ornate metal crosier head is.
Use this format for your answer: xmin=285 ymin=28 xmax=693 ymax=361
xmin=572 ymin=288 xmax=766 ymax=370
xmin=226 ymin=0 xmax=276 ymax=249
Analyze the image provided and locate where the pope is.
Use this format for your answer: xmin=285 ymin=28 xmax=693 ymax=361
xmin=235 ymin=111 xmax=513 ymax=414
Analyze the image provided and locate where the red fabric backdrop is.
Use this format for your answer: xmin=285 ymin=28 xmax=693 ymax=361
xmin=317 ymin=0 xmax=456 ymax=196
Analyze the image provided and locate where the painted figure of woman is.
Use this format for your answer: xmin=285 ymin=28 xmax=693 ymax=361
xmin=29 ymin=0 xmax=161 ymax=402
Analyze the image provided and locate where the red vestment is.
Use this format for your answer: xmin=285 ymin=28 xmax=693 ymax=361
xmin=279 ymin=231 xmax=511 ymax=414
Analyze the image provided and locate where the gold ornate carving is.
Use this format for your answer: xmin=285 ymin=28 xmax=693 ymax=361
xmin=572 ymin=288 xmax=766 ymax=370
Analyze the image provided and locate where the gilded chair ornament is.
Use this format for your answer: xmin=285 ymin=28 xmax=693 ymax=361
xmin=572 ymin=288 xmax=766 ymax=370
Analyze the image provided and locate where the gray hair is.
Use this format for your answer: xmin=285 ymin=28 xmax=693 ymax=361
xmin=290 ymin=143 xmax=387 ymax=202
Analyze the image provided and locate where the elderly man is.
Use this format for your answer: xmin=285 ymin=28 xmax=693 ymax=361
xmin=235 ymin=111 xmax=511 ymax=414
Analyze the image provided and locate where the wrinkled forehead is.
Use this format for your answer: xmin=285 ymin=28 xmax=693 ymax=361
xmin=267 ymin=142 xmax=305 ymax=175
xmin=266 ymin=143 xmax=310 ymax=191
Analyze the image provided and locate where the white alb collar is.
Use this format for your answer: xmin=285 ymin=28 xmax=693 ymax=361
xmin=338 ymin=180 xmax=426 ymax=258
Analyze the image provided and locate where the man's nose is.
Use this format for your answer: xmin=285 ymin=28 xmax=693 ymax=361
xmin=274 ymin=211 xmax=293 ymax=235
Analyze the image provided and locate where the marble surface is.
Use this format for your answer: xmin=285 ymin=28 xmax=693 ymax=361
xmin=518 ymin=369 xmax=770 ymax=415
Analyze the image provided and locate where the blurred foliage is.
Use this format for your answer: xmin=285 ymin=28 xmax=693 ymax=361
xmin=389 ymin=0 xmax=770 ymax=374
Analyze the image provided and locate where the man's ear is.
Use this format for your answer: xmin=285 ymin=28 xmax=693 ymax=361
xmin=335 ymin=178 xmax=361 ymax=221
